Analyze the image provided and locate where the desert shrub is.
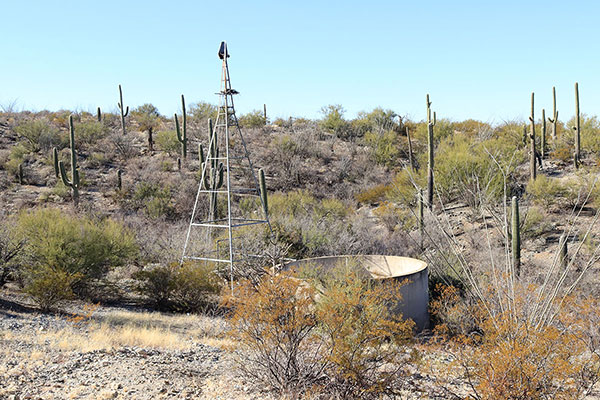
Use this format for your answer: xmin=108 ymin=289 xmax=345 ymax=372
xmin=355 ymin=183 xmax=389 ymax=204
xmin=155 ymin=130 xmax=180 ymax=155
xmin=238 ymin=109 xmax=266 ymax=128
xmin=23 ymin=265 xmax=79 ymax=311
xmin=0 ymin=218 xmax=25 ymax=288
xmin=319 ymin=104 xmax=356 ymax=139
xmin=364 ymin=129 xmax=400 ymax=166
xmin=226 ymin=264 xmax=415 ymax=399
xmin=527 ymin=175 xmax=576 ymax=209
xmin=315 ymin=267 xmax=414 ymax=398
xmin=134 ymin=262 xmax=221 ymax=311
xmin=521 ymin=206 xmax=552 ymax=240
xmin=77 ymin=120 xmax=108 ymax=148
xmin=373 ymin=201 xmax=415 ymax=232
xmin=568 ymin=114 xmax=600 ymax=154
xmin=17 ymin=208 xmax=137 ymax=292
xmin=188 ymin=101 xmax=218 ymax=123
xmin=14 ymin=118 xmax=63 ymax=152
xmin=224 ymin=271 xmax=324 ymax=397
xmin=387 ymin=168 xmax=425 ymax=207
xmin=4 ymin=142 xmax=30 ymax=177
xmin=437 ymin=286 xmax=600 ymax=400
xmin=131 ymin=182 xmax=174 ymax=219
xmin=412 ymin=118 xmax=455 ymax=148
xmin=433 ymin=132 xmax=522 ymax=207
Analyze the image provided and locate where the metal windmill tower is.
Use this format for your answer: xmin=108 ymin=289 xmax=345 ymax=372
xmin=181 ymin=41 xmax=272 ymax=289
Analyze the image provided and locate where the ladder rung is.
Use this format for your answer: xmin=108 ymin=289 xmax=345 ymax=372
xmin=191 ymin=223 xmax=229 ymax=228
xmin=183 ymin=256 xmax=231 ymax=263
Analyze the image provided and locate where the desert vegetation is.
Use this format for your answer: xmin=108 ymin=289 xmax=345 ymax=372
xmin=3 ymin=81 xmax=600 ymax=399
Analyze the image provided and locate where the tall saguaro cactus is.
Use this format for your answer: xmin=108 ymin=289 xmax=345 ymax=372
xmin=529 ymin=92 xmax=537 ymax=181
xmin=406 ymin=126 xmax=415 ymax=170
xmin=559 ymin=233 xmax=568 ymax=269
xmin=175 ymin=94 xmax=187 ymax=159
xmin=426 ymin=94 xmax=436 ymax=210
xmin=200 ymin=118 xmax=224 ymax=221
xmin=118 ymin=84 xmax=129 ymax=135
xmin=57 ymin=115 xmax=81 ymax=207
xmin=511 ymin=196 xmax=521 ymax=278
xmin=548 ymin=86 xmax=559 ymax=140
xmin=541 ymin=109 xmax=547 ymax=159
xmin=573 ymin=82 xmax=581 ymax=168
xmin=418 ymin=188 xmax=424 ymax=250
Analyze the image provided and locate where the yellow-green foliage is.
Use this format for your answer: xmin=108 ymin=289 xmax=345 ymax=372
xmin=364 ymin=129 xmax=400 ymax=166
xmin=568 ymin=114 xmax=600 ymax=154
xmin=386 ymin=168 xmax=425 ymax=207
xmin=77 ymin=120 xmax=108 ymax=148
xmin=4 ymin=143 xmax=30 ymax=176
xmin=155 ymin=130 xmax=180 ymax=155
xmin=355 ymin=184 xmax=389 ymax=204
xmin=526 ymin=175 xmax=577 ymax=209
xmin=269 ymin=190 xmax=348 ymax=220
xmin=432 ymin=132 xmax=524 ymax=207
xmin=131 ymin=182 xmax=174 ymax=219
xmin=14 ymin=119 xmax=62 ymax=152
xmin=134 ymin=262 xmax=221 ymax=312
xmin=24 ymin=265 xmax=79 ymax=311
xmin=238 ymin=109 xmax=266 ymax=128
xmin=521 ymin=206 xmax=552 ymax=240
xmin=17 ymin=208 xmax=138 ymax=284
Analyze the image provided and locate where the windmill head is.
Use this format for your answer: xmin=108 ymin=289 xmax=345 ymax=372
xmin=218 ymin=41 xmax=229 ymax=60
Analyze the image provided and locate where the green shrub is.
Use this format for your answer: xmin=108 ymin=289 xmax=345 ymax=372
xmin=77 ymin=120 xmax=108 ymax=148
xmin=4 ymin=143 xmax=30 ymax=176
xmin=23 ymin=265 xmax=79 ymax=311
xmin=364 ymin=129 xmax=400 ymax=166
xmin=17 ymin=208 xmax=138 ymax=291
xmin=14 ymin=119 xmax=63 ymax=152
xmin=355 ymin=184 xmax=389 ymax=205
xmin=188 ymin=101 xmax=218 ymax=123
xmin=387 ymin=168 xmax=425 ymax=208
xmin=155 ymin=130 xmax=180 ymax=155
xmin=134 ymin=262 xmax=221 ymax=311
xmin=238 ymin=110 xmax=266 ymax=128
xmin=131 ymin=182 xmax=174 ymax=218
xmin=526 ymin=175 xmax=576 ymax=209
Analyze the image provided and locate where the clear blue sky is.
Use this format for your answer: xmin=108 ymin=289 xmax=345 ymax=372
xmin=1 ymin=0 xmax=598 ymax=124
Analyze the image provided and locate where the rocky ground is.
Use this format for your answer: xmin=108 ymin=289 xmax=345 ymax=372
xmin=0 ymin=288 xmax=277 ymax=400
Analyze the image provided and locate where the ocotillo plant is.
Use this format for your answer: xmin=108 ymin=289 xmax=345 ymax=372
xmin=201 ymin=118 xmax=224 ymax=221
xmin=259 ymin=168 xmax=269 ymax=217
xmin=573 ymin=82 xmax=581 ymax=168
xmin=97 ymin=107 xmax=102 ymax=122
xmin=511 ymin=196 xmax=521 ymax=277
xmin=426 ymin=94 xmax=436 ymax=210
xmin=541 ymin=109 xmax=546 ymax=159
xmin=406 ymin=126 xmax=415 ymax=170
xmin=57 ymin=115 xmax=81 ymax=207
xmin=548 ymin=86 xmax=559 ymax=140
xmin=175 ymin=94 xmax=187 ymax=159
xmin=118 ymin=84 xmax=129 ymax=135
xmin=528 ymin=92 xmax=536 ymax=181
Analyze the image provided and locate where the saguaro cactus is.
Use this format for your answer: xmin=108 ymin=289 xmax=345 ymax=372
xmin=406 ymin=126 xmax=415 ymax=170
xmin=175 ymin=94 xmax=187 ymax=159
xmin=57 ymin=115 xmax=81 ymax=207
xmin=118 ymin=84 xmax=129 ymax=135
xmin=259 ymin=168 xmax=268 ymax=217
xmin=418 ymin=188 xmax=424 ymax=250
xmin=511 ymin=196 xmax=521 ymax=278
xmin=200 ymin=118 xmax=224 ymax=221
xmin=17 ymin=163 xmax=23 ymax=185
xmin=263 ymin=104 xmax=267 ymax=124
xmin=117 ymin=169 xmax=122 ymax=191
xmin=573 ymin=82 xmax=581 ymax=168
xmin=529 ymin=92 xmax=537 ymax=181
xmin=52 ymin=147 xmax=59 ymax=178
xmin=97 ymin=107 xmax=102 ymax=122
xmin=548 ymin=86 xmax=559 ymax=140
xmin=541 ymin=109 xmax=546 ymax=159
xmin=426 ymin=94 xmax=436 ymax=210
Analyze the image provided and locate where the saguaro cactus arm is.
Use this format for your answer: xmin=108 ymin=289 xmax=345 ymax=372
xmin=118 ymin=84 xmax=129 ymax=135
xmin=259 ymin=168 xmax=268 ymax=217
xmin=175 ymin=94 xmax=187 ymax=158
